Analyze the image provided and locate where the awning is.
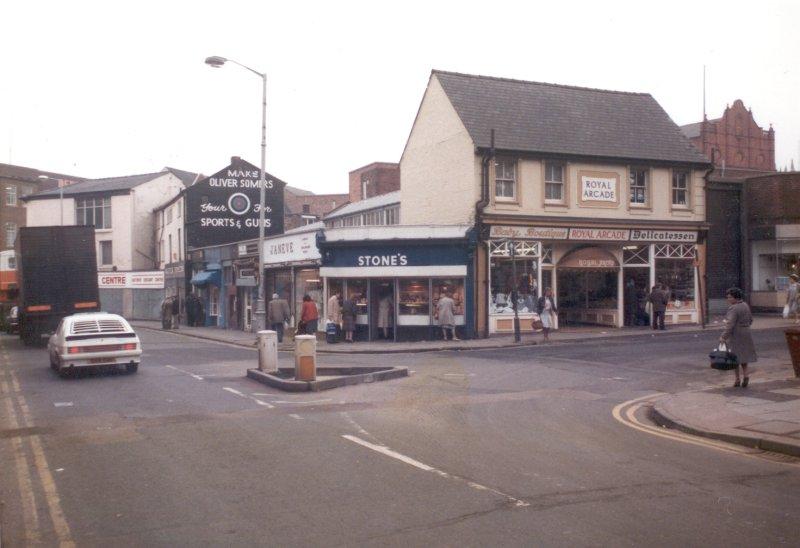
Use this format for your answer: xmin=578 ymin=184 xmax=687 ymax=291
xmin=558 ymin=247 xmax=619 ymax=269
xmin=206 ymin=262 xmax=222 ymax=270
xmin=190 ymin=270 xmax=221 ymax=286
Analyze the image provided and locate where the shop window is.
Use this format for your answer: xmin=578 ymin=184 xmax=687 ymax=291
xmin=99 ymin=241 xmax=112 ymax=266
xmin=296 ymin=268 xmax=323 ymax=323
xmin=328 ymin=279 xmax=344 ymax=301
xmin=209 ymin=286 xmax=219 ymax=317
xmin=5 ymin=222 xmax=17 ymax=248
xmin=623 ymin=245 xmax=649 ymax=266
xmin=6 ymin=185 xmax=17 ymax=206
xmin=490 ymin=257 xmax=538 ymax=314
xmin=757 ymin=252 xmax=799 ymax=291
xmin=541 ymin=245 xmax=553 ymax=265
xmin=399 ymin=279 xmax=430 ymax=316
xmin=494 ymin=158 xmax=516 ymax=201
xmin=558 ymin=270 xmax=618 ymax=311
xmin=655 ymin=259 xmax=695 ymax=309
xmin=672 ymin=171 xmax=690 ymax=207
xmin=629 ymin=168 xmax=648 ymax=206
xmin=432 ymin=279 xmax=465 ymax=324
xmin=76 ymin=197 xmax=111 ymax=229
xmin=545 ymin=161 xmax=564 ymax=202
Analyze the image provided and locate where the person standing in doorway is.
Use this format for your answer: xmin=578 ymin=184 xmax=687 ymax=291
xmin=436 ymin=291 xmax=459 ymax=341
xmin=186 ymin=294 xmax=196 ymax=327
xmin=537 ymin=287 xmax=558 ymax=343
xmin=327 ymin=290 xmax=342 ymax=336
xmin=301 ymin=294 xmax=319 ymax=335
xmin=720 ymin=287 xmax=757 ymax=387
xmin=378 ymin=292 xmax=393 ymax=340
xmin=648 ymin=283 xmax=668 ymax=330
xmin=267 ymin=293 xmax=290 ymax=342
xmin=341 ymin=294 xmax=357 ymax=343
xmin=624 ymin=278 xmax=637 ymax=326
xmin=787 ymin=274 xmax=800 ymax=324
xmin=170 ymin=296 xmax=180 ymax=329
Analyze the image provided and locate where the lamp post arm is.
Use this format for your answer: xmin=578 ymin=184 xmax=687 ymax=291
xmin=226 ymin=58 xmax=265 ymax=79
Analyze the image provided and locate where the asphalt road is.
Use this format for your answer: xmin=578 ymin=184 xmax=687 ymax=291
xmin=1 ymin=327 xmax=799 ymax=546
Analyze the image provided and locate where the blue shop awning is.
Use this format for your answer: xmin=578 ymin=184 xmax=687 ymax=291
xmin=190 ymin=270 xmax=221 ymax=286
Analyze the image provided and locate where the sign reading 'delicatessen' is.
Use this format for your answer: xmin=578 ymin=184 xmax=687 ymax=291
xmin=264 ymin=232 xmax=321 ymax=265
xmin=185 ymin=157 xmax=285 ymax=249
xmin=490 ymin=225 xmax=697 ymax=243
xmin=581 ymin=176 xmax=617 ymax=202
xmin=98 ymin=271 xmax=165 ymax=289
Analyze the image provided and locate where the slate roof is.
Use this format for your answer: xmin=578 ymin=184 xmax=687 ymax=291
xmin=433 ymin=70 xmax=710 ymax=166
xmin=680 ymin=119 xmax=721 ymax=139
xmin=0 ymin=162 xmax=84 ymax=185
xmin=165 ymin=167 xmax=202 ymax=187
xmin=285 ymin=185 xmax=314 ymax=196
xmin=27 ymin=171 xmax=166 ymax=199
xmin=324 ymin=191 xmax=399 ymax=219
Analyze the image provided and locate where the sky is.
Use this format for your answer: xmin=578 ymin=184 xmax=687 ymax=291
xmin=2 ymin=0 xmax=799 ymax=194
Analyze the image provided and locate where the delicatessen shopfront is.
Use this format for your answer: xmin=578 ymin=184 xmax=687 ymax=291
xmin=318 ymin=226 xmax=475 ymax=341
xmin=486 ymin=225 xmax=704 ymax=333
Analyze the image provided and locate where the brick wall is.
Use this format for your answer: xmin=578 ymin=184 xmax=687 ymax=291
xmin=348 ymin=163 xmax=400 ymax=202
xmin=283 ymin=189 xmax=348 ymax=230
xmin=688 ymin=100 xmax=775 ymax=171
xmin=745 ymin=172 xmax=800 ymax=225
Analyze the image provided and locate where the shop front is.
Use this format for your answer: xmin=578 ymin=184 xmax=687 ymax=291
xmin=749 ymin=224 xmax=800 ymax=311
xmin=319 ymin=226 xmax=474 ymax=341
xmin=486 ymin=225 xmax=704 ymax=332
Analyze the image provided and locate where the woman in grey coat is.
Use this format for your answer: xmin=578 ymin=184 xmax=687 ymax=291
xmin=719 ymin=287 xmax=757 ymax=388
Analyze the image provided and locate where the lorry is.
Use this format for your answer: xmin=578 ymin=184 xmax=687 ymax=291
xmin=16 ymin=226 xmax=100 ymax=345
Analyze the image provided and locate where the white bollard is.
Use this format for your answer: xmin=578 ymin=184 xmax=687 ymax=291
xmin=257 ymin=330 xmax=278 ymax=372
xmin=294 ymin=334 xmax=317 ymax=381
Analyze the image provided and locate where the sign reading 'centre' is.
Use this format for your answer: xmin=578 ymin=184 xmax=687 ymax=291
xmin=185 ymin=157 xmax=285 ymax=249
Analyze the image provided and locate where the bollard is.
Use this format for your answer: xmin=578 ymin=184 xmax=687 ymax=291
xmin=786 ymin=328 xmax=800 ymax=378
xmin=257 ymin=330 xmax=278 ymax=372
xmin=294 ymin=334 xmax=317 ymax=381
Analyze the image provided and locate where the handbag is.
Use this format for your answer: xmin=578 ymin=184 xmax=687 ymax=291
xmin=530 ymin=312 xmax=543 ymax=331
xmin=709 ymin=342 xmax=738 ymax=370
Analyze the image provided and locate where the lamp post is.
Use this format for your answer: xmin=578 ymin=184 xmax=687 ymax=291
xmin=37 ymin=175 xmax=65 ymax=225
xmin=205 ymin=55 xmax=268 ymax=332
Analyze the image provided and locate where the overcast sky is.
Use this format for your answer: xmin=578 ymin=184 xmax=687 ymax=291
xmin=3 ymin=0 xmax=799 ymax=193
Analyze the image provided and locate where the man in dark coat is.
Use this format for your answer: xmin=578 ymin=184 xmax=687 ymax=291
xmin=647 ymin=283 xmax=669 ymax=330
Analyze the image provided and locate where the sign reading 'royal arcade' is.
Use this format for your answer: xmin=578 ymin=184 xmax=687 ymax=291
xmin=186 ymin=157 xmax=285 ymax=249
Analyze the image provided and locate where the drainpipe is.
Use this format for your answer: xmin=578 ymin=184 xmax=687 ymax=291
xmin=474 ymin=129 xmax=495 ymax=339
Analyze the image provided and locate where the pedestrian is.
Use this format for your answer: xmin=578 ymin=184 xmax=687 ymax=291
xmin=267 ymin=293 xmax=290 ymax=342
xmin=341 ymin=294 xmax=357 ymax=343
xmin=719 ymin=287 xmax=757 ymax=388
xmin=160 ymin=297 xmax=171 ymax=329
xmin=787 ymin=274 xmax=800 ymax=324
xmin=170 ymin=296 xmax=180 ymax=329
xmin=327 ymin=290 xmax=342 ymax=338
xmin=648 ymin=283 xmax=668 ymax=330
xmin=378 ymin=292 xmax=393 ymax=339
xmin=186 ymin=294 xmax=196 ymax=327
xmin=537 ymin=287 xmax=558 ymax=342
xmin=624 ymin=278 xmax=637 ymax=326
xmin=436 ymin=291 xmax=459 ymax=341
xmin=300 ymin=294 xmax=319 ymax=335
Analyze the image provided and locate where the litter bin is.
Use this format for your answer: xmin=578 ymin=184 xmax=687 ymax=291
xmin=326 ymin=322 xmax=339 ymax=344
xmin=786 ymin=328 xmax=800 ymax=378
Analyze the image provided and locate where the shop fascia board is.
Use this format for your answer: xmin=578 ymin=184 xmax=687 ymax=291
xmin=322 ymin=225 xmax=472 ymax=242
xmin=481 ymin=214 xmax=710 ymax=230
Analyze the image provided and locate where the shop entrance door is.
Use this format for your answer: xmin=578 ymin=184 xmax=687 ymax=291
xmin=369 ymin=278 xmax=395 ymax=341
xmin=623 ymin=268 xmax=650 ymax=327
xmin=242 ymin=290 xmax=252 ymax=332
xmin=557 ymin=269 xmax=619 ymax=326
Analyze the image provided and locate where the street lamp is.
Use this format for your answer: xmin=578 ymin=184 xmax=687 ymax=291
xmin=205 ymin=55 xmax=268 ymax=333
xmin=37 ymin=175 xmax=65 ymax=225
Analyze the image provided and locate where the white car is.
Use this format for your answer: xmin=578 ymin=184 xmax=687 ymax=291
xmin=48 ymin=312 xmax=142 ymax=377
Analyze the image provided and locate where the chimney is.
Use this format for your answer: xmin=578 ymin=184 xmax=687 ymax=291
xmin=231 ymin=156 xmax=241 ymax=163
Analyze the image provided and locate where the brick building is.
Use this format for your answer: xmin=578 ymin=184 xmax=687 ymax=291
xmin=680 ymin=101 xmax=776 ymax=312
xmin=0 ymin=163 xmax=83 ymax=252
xmin=283 ymin=186 xmax=348 ymax=230
xmin=347 ymin=162 xmax=399 ymax=203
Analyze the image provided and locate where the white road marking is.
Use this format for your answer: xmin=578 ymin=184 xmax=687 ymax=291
xmin=443 ymin=373 xmax=475 ymax=377
xmin=289 ymin=414 xmax=303 ymax=420
xmin=53 ymin=402 xmax=73 ymax=407
xmin=342 ymin=434 xmax=529 ymax=507
xmin=165 ymin=365 xmax=204 ymax=380
xmin=223 ymin=387 xmax=246 ymax=397
xmin=223 ymin=386 xmax=275 ymax=408
xmin=272 ymin=399 xmax=332 ymax=405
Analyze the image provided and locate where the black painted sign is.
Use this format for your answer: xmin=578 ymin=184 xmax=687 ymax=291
xmin=186 ymin=157 xmax=285 ymax=249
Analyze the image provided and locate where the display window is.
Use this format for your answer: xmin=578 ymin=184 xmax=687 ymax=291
xmin=347 ymin=279 xmax=369 ymax=323
xmin=399 ymin=279 xmax=429 ymax=316
xmin=490 ymin=258 xmax=538 ymax=314
xmin=558 ymin=270 xmax=618 ymax=311
xmin=656 ymin=259 xmax=695 ymax=309
xmin=432 ymin=278 xmax=465 ymax=325
xmin=295 ymin=268 xmax=323 ymax=323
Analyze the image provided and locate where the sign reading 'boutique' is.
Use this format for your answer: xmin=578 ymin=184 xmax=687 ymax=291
xmin=186 ymin=157 xmax=285 ymax=249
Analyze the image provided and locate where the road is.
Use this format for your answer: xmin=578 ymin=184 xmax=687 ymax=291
xmin=1 ymin=327 xmax=799 ymax=546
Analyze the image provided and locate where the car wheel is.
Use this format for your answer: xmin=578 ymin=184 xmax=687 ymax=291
xmin=126 ymin=363 xmax=139 ymax=374
xmin=49 ymin=352 xmax=57 ymax=370
xmin=57 ymin=366 xmax=70 ymax=379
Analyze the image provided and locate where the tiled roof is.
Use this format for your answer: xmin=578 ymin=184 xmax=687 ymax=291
xmin=0 ymin=162 xmax=84 ymax=185
xmin=324 ymin=191 xmax=399 ymax=219
xmin=433 ymin=70 xmax=710 ymax=165
xmin=708 ymin=167 xmax=776 ymax=183
xmin=679 ymin=119 xmax=721 ymax=139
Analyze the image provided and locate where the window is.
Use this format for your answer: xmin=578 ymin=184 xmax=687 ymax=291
xmin=5 ymin=186 xmax=17 ymax=206
xmin=629 ymin=168 xmax=648 ymax=205
xmin=302 ymin=204 xmax=311 ymax=214
xmin=363 ymin=210 xmax=382 ymax=226
xmin=672 ymin=171 xmax=690 ymax=206
xmin=100 ymin=241 xmax=112 ymax=265
xmin=343 ymin=214 xmax=361 ymax=227
xmin=8 ymin=255 xmax=16 ymax=269
xmin=494 ymin=158 xmax=516 ymax=200
xmin=385 ymin=205 xmax=399 ymax=225
xmin=544 ymin=162 xmax=564 ymax=202
xmin=5 ymin=223 xmax=17 ymax=247
xmin=177 ymin=201 xmax=181 ymax=218
xmin=167 ymin=206 xmax=173 ymax=224
xmin=178 ymin=228 xmax=182 ymax=260
xmin=76 ymin=197 xmax=111 ymax=228
xmin=399 ymin=279 xmax=430 ymax=316
xmin=169 ymin=234 xmax=173 ymax=262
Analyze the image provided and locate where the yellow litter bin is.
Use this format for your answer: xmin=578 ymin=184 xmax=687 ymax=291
xmin=294 ymin=334 xmax=317 ymax=381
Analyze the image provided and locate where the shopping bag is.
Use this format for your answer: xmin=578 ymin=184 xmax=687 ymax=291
xmin=783 ymin=304 xmax=790 ymax=319
xmin=530 ymin=312 xmax=543 ymax=331
xmin=709 ymin=342 xmax=738 ymax=370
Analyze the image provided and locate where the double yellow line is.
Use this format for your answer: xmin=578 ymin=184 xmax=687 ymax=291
xmin=1 ymin=343 xmax=75 ymax=547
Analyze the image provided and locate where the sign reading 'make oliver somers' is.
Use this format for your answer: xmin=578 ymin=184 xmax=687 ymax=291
xmin=186 ymin=157 xmax=285 ymax=249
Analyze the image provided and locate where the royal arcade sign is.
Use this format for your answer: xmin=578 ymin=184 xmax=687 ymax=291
xmin=490 ymin=225 xmax=697 ymax=243
xmin=185 ymin=157 xmax=284 ymax=249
